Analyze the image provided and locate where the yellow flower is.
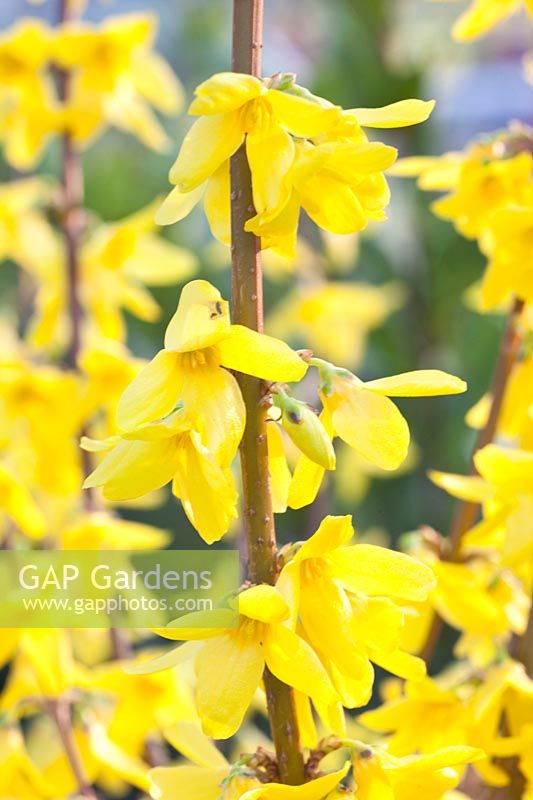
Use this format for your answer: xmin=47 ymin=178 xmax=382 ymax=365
xmin=278 ymin=516 xmax=434 ymax=708
xmin=433 ymin=151 xmax=533 ymax=240
xmin=53 ymin=13 xmax=183 ymax=150
xmin=480 ymin=205 xmax=533 ymax=309
xmin=431 ymin=444 xmax=533 ymax=568
xmin=156 ymin=72 xmax=342 ymax=231
xmin=351 ymin=743 xmax=482 ymax=800
xmin=358 ymin=677 xmax=472 ymax=756
xmin=288 ymin=361 xmax=466 ymax=509
xmin=115 ymin=279 xmax=306 ymax=467
xmin=83 ymin=410 xmax=238 ymax=543
xmin=151 ymin=720 xmax=349 ymax=800
xmin=30 ymin=200 xmax=197 ymax=350
xmin=450 ymin=0 xmax=533 ymax=41
xmin=0 ymin=463 xmax=47 ymax=540
xmin=130 ymin=584 xmax=338 ymax=739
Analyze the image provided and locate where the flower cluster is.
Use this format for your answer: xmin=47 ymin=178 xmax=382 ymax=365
xmin=0 ymin=13 xmax=182 ymax=169
xmin=157 ymin=71 xmax=434 ymax=257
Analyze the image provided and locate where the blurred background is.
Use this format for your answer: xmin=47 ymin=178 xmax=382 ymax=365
xmin=1 ymin=0 xmax=530 ymax=650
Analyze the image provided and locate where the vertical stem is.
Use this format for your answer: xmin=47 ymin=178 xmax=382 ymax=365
xmin=422 ymin=297 xmax=525 ymax=666
xmin=230 ymin=0 xmax=305 ymax=785
xmin=48 ymin=698 xmax=98 ymax=800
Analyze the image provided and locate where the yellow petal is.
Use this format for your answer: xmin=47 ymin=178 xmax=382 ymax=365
xmin=474 ymin=443 xmax=533 ymax=491
xmin=362 ymin=370 xmax=467 ymax=397
xmin=169 ymin=112 xmax=244 ymax=192
xmin=331 ymin=385 xmax=409 ymax=470
xmin=180 ymin=361 xmax=244 ymax=468
xmin=155 ymin=183 xmax=206 ymax=226
xmin=126 ymin=642 xmax=200 ymax=675
xmin=217 ymin=325 xmax=307 ymax=382
xmin=288 ymin=453 xmax=325 ymax=509
xmin=163 ymin=721 xmax=229 ymax=769
xmin=164 ymin=279 xmax=230 ymax=352
xmin=117 ymin=350 xmax=182 ymax=431
xmin=238 ymin=585 xmax=289 ymax=624
xmin=267 ymin=89 xmax=341 ymax=137
xmin=131 ymin=50 xmax=184 ymax=115
xmin=294 ymin=515 xmax=354 ymax=561
xmin=263 ymin=624 xmax=338 ymax=707
xmin=267 ymin=422 xmax=292 ymax=514
xmin=328 ymin=544 xmax=435 ymax=601
xmin=241 ymin=764 xmax=350 ymax=800
xmin=246 ymin=118 xmax=294 ymax=214
xmin=453 ymin=0 xmax=519 ymax=40
xmin=173 ymin=434 xmax=238 ymax=544
xmin=84 ymin=438 xmax=180 ymax=500
xmin=369 ymin=648 xmax=426 ymax=681
xmin=189 ymin=72 xmax=264 ymax=115
xmin=429 ymin=470 xmax=494 ymax=503
xmin=149 ymin=765 xmax=228 ymax=800
xmin=348 ymin=99 xmax=435 ymax=129
xmin=204 ymin=162 xmax=231 ymax=245
xmin=299 ymin=175 xmax=368 ymax=235
xmin=196 ymin=631 xmax=264 ymax=739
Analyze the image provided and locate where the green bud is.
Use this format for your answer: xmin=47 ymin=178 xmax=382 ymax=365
xmin=274 ymin=388 xmax=335 ymax=469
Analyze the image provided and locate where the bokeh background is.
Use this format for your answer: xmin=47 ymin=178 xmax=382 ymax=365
xmin=1 ymin=0 xmax=531 ymax=666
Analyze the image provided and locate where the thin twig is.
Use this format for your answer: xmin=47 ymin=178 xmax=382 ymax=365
xmin=47 ymin=698 xmax=98 ymax=800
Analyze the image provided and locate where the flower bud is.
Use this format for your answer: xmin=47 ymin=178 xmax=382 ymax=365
xmin=274 ymin=389 xmax=335 ymax=469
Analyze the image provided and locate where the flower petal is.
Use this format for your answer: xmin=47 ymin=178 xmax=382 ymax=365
xmin=362 ymin=370 xmax=467 ymax=397
xmin=169 ymin=112 xmax=244 ymax=191
xmin=246 ymin=119 xmax=294 ymax=214
xmin=163 ymin=721 xmax=229 ymax=769
xmin=217 ymin=325 xmax=307 ymax=382
xmin=204 ymin=162 xmax=231 ymax=245
xmin=155 ymin=183 xmax=206 ymax=226
xmin=149 ymin=764 xmax=228 ymax=800
xmin=238 ymin=585 xmax=289 ymax=624
xmin=189 ymin=72 xmax=264 ymax=115
xmin=294 ymin=515 xmax=354 ymax=562
xmin=84 ymin=439 xmax=180 ymax=500
xmin=117 ymin=351 xmax=183 ymax=431
xmin=173 ymin=434 xmax=238 ymax=543
xmin=179 ymin=361 xmax=244 ymax=468
xmin=263 ymin=624 xmax=338 ymax=706
xmin=164 ymin=279 xmax=230 ymax=352
xmin=331 ymin=386 xmax=409 ymax=470
xmin=196 ymin=631 xmax=264 ymax=739
xmin=267 ymin=90 xmax=341 ymax=137
xmin=241 ymin=764 xmax=350 ymax=800
xmin=348 ymin=99 xmax=435 ymax=129
xmin=328 ymin=544 xmax=435 ymax=601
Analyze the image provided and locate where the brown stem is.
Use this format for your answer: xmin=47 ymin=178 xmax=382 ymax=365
xmin=47 ymin=698 xmax=98 ymax=800
xmin=56 ymin=0 xmax=131 ymax=661
xmin=421 ymin=297 xmax=525 ymax=666
xmin=230 ymin=0 xmax=305 ymax=785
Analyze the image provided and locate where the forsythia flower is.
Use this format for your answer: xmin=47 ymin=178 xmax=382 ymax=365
xmin=288 ymin=360 xmax=466 ymax=509
xmin=82 ymin=410 xmax=239 ymax=543
xmin=0 ymin=14 xmax=183 ymax=169
xmin=30 ymin=200 xmax=197 ymax=349
xmin=278 ymin=516 xmax=435 ymax=707
xmin=157 ymin=71 xmax=434 ymax=255
xmin=130 ymin=584 xmax=338 ymax=739
xmin=359 ymin=676 xmax=473 ymax=756
xmin=392 ymin=130 xmax=533 ymax=311
xmin=115 ymin=279 xmax=306 ymax=466
xmin=150 ymin=721 xmax=350 ymax=800
xmin=351 ymin=742 xmax=482 ymax=800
